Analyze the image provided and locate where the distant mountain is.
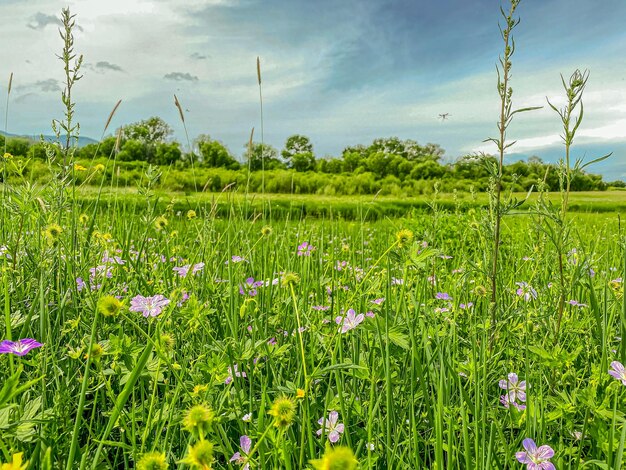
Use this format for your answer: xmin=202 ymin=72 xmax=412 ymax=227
xmin=0 ymin=131 xmax=98 ymax=148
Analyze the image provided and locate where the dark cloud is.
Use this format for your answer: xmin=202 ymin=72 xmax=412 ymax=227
xmin=92 ymin=61 xmax=125 ymax=73
xmin=190 ymin=52 xmax=209 ymax=60
xmin=164 ymin=72 xmax=199 ymax=82
xmin=27 ymin=12 xmax=61 ymax=30
xmin=15 ymin=93 xmax=37 ymax=104
xmin=34 ymin=79 xmax=61 ymax=92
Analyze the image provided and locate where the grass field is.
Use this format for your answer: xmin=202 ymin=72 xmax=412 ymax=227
xmin=2 ymin=179 xmax=626 ymax=468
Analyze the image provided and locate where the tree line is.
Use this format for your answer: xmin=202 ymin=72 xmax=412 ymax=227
xmin=1 ymin=116 xmax=621 ymax=193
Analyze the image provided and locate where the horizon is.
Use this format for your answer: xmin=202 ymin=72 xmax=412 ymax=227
xmin=1 ymin=0 xmax=625 ymax=179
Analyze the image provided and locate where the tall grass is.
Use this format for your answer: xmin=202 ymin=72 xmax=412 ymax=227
xmin=0 ymin=3 xmax=625 ymax=469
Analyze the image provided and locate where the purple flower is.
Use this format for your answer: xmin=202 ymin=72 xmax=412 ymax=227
xmin=225 ymin=364 xmax=247 ymax=384
xmin=129 ymin=294 xmax=170 ymax=317
xmin=0 ymin=338 xmax=43 ymax=356
xmin=435 ymin=292 xmax=452 ymax=301
xmin=459 ymin=302 xmax=474 ymax=310
xmin=515 ymin=438 xmax=555 ymax=470
xmin=335 ymin=309 xmax=364 ymax=333
xmin=76 ymin=277 xmax=86 ymax=292
xmin=567 ymin=300 xmax=587 ymax=308
xmin=609 ymin=361 xmax=626 ymax=385
xmin=230 ymin=435 xmax=252 ymax=470
xmin=499 ymin=373 xmax=526 ymax=403
xmin=192 ymin=262 xmax=205 ymax=274
xmin=239 ymin=277 xmax=263 ymax=297
xmin=500 ymin=394 xmax=526 ymax=411
xmin=228 ymin=255 xmax=246 ymax=264
xmin=173 ymin=265 xmax=190 ymax=277
xmin=371 ymin=298 xmax=385 ymax=305
xmin=312 ymin=305 xmax=330 ymax=311
xmin=297 ymin=242 xmax=315 ymax=256
xmin=516 ymin=282 xmax=537 ymax=302
xmin=316 ymin=411 xmax=345 ymax=443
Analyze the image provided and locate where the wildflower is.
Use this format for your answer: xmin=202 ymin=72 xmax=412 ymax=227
xmin=297 ymin=241 xmax=315 ymax=256
xmin=335 ymin=309 xmax=364 ymax=334
xmin=74 ymin=163 xmax=87 ymax=171
xmin=268 ymin=396 xmax=296 ymax=429
xmin=261 ymin=225 xmax=273 ymax=236
xmin=0 ymin=452 xmax=28 ymax=470
xmin=229 ymin=255 xmax=246 ymax=264
xmin=499 ymin=373 xmax=527 ymax=403
xmin=515 ymin=438 xmax=555 ymax=470
xmin=2 ymin=153 xmax=13 ymax=159
xmin=44 ymin=223 xmax=63 ymax=241
xmin=192 ymin=262 xmax=204 ymax=274
xmin=173 ymin=265 xmax=190 ymax=277
xmin=225 ymin=364 xmax=247 ymax=384
xmin=85 ymin=343 xmax=105 ymax=361
xmin=366 ymin=442 xmax=375 ymax=451
xmin=317 ymin=411 xmax=345 ymax=443
xmin=395 ymin=229 xmax=414 ymax=248
xmin=182 ymin=404 xmax=215 ymax=439
xmin=500 ymin=394 xmax=526 ymax=411
xmin=267 ymin=337 xmax=277 ymax=346
xmin=239 ymin=277 xmax=263 ymax=297
xmin=0 ymin=338 xmax=43 ymax=356
xmin=391 ymin=277 xmax=404 ymax=286
xmin=435 ymin=292 xmax=452 ymax=301
xmin=567 ymin=300 xmax=587 ymax=308
xmin=281 ymin=272 xmax=301 ymax=288
xmin=187 ymin=209 xmax=197 ymax=220
xmin=76 ymin=277 xmax=86 ymax=291
xmin=93 ymin=163 xmax=105 ymax=172
xmin=310 ymin=446 xmax=358 ymax=470
xmin=230 ymin=435 xmax=252 ymax=470
xmin=312 ymin=305 xmax=330 ymax=311
xmin=371 ymin=298 xmax=385 ymax=305
xmin=609 ymin=361 xmax=626 ymax=385
xmin=97 ymin=295 xmax=123 ymax=317
xmin=459 ymin=302 xmax=474 ymax=310
xmin=179 ymin=440 xmax=214 ymax=469
xmin=242 ymin=413 xmax=252 ymax=422
xmin=136 ymin=451 xmax=168 ymax=470
xmin=154 ymin=216 xmax=168 ymax=231
xmin=296 ymin=388 xmax=305 ymax=398
xmin=515 ymin=282 xmax=537 ymax=302
xmin=129 ymin=294 xmax=170 ymax=317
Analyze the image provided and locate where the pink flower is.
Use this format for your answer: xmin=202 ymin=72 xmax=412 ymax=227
xmin=129 ymin=294 xmax=170 ymax=317
xmin=499 ymin=372 xmax=527 ymax=403
xmin=0 ymin=338 xmax=43 ymax=356
xmin=230 ymin=435 xmax=252 ymax=470
xmin=316 ymin=411 xmax=344 ymax=443
xmin=335 ymin=309 xmax=364 ymax=333
xmin=609 ymin=361 xmax=626 ymax=385
xmin=515 ymin=438 xmax=555 ymax=469
xmin=225 ymin=364 xmax=247 ymax=384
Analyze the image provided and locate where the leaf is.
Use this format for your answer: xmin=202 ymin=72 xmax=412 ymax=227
xmin=388 ymin=329 xmax=410 ymax=350
xmin=579 ymin=152 xmax=612 ymax=171
xmin=510 ymin=105 xmax=543 ymax=116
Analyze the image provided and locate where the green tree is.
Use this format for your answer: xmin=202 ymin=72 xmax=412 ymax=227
xmin=282 ymin=134 xmax=316 ymax=171
xmin=122 ymin=117 xmax=173 ymax=144
xmin=197 ymin=135 xmax=239 ymax=169
xmin=245 ymin=142 xmax=282 ymax=171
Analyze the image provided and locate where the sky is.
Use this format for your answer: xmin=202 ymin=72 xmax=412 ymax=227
xmin=0 ymin=0 xmax=625 ymax=179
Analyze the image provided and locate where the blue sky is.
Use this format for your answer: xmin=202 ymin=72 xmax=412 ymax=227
xmin=1 ymin=0 xmax=625 ymax=178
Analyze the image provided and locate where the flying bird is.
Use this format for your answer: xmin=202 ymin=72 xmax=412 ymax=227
xmin=438 ymin=113 xmax=451 ymax=121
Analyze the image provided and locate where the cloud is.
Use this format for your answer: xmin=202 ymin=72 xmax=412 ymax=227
xmin=91 ymin=61 xmax=125 ymax=73
xmin=27 ymin=12 xmax=61 ymax=30
xmin=15 ymin=93 xmax=37 ymax=104
xmin=190 ymin=52 xmax=209 ymax=60
xmin=163 ymin=72 xmax=199 ymax=82
xmin=34 ymin=79 xmax=61 ymax=93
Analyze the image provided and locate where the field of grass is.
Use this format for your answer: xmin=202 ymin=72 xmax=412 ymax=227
xmin=1 ymin=178 xmax=626 ymax=468
xmin=69 ymin=186 xmax=626 ymax=222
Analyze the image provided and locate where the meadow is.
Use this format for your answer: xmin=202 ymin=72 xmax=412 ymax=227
xmin=1 ymin=183 xmax=626 ymax=469
xmin=2 ymin=1 xmax=626 ymax=468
